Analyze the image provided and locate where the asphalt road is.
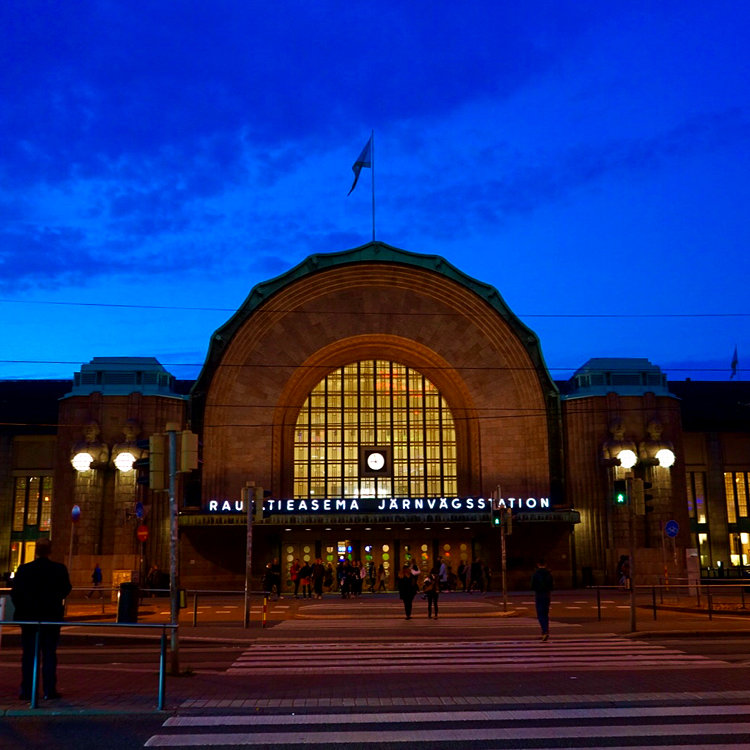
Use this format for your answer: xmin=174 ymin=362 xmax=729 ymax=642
xmin=2 ymin=591 xmax=750 ymax=748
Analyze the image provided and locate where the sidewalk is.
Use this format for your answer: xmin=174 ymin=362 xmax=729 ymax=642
xmin=1 ymin=591 xmax=748 ymax=717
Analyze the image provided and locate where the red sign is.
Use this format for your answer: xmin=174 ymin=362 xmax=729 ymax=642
xmin=136 ymin=524 xmax=149 ymax=542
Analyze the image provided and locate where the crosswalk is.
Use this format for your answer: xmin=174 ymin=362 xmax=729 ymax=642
xmin=145 ymin=698 xmax=750 ymax=747
xmin=224 ymin=634 xmax=729 ymax=675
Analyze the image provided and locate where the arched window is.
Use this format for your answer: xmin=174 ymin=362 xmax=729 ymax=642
xmin=293 ymin=360 xmax=457 ymax=499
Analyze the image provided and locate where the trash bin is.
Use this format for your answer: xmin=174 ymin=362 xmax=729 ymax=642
xmin=116 ymin=582 xmax=139 ymax=623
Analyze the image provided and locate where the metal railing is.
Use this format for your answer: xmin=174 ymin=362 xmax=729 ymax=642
xmin=0 ymin=619 xmax=177 ymax=710
xmin=586 ymin=582 xmax=750 ymax=624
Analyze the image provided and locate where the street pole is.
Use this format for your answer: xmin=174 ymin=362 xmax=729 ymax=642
xmin=500 ymin=509 xmax=508 ymax=612
xmin=243 ymin=481 xmax=254 ymax=629
xmin=627 ymin=476 xmax=637 ymax=632
xmin=166 ymin=422 xmax=180 ymax=674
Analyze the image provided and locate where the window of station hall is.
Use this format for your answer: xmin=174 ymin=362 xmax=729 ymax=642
xmin=293 ymin=360 xmax=457 ymax=499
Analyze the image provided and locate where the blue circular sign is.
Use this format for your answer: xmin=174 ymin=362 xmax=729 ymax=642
xmin=135 ymin=501 xmax=144 ymax=519
xmin=665 ymin=520 xmax=679 ymax=538
xmin=71 ymin=504 xmax=81 ymax=523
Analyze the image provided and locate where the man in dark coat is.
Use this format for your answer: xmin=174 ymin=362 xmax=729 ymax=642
xmin=11 ymin=538 xmax=72 ymax=700
xmin=531 ymin=559 xmax=554 ymax=642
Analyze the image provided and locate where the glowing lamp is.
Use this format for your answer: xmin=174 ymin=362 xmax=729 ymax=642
xmin=616 ymin=449 xmax=638 ymax=469
xmin=655 ymin=448 xmax=676 ymax=468
xmin=71 ymin=452 xmax=94 ymax=472
xmin=114 ymin=451 xmax=137 ymax=472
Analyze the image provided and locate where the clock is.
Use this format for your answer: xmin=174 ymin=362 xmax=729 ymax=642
xmin=360 ymin=446 xmax=391 ymax=476
xmin=366 ymin=451 xmax=385 ymax=471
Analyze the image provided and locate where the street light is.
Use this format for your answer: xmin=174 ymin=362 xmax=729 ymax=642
xmin=71 ymin=452 xmax=94 ymax=471
xmin=655 ymin=448 xmax=676 ymax=468
xmin=114 ymin=451 xmax=137 ymax=472
xmin=616 ymin=449 xmax=638 ymax=469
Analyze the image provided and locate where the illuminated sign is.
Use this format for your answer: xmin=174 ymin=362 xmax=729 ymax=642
xmin=206 ymin=496 xmax=551 ymax=515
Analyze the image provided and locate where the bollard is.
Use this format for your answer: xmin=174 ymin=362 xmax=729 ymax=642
xmin=192 ymin=593 xmax=198 ymax=628
xmin=30 ymin=625 xmax=41 ymax=709
xmin=596 ymin=587 xmax=601 ymax=622
xmin=652 ymin=586 xmax=657 ymax=620
xmin=707 ymin=588 xmax=713 ymax=621
xmin=262 ymin=595 xmax=268 ymax=629
xmin=158 ymin=628 xmax=167 ymax=711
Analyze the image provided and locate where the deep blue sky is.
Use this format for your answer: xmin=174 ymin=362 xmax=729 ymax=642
xmin=1 ymin=1 xmax=748 ymax=383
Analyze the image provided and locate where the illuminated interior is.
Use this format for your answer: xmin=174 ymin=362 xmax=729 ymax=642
xmin=293 ymin=360 xmax=457 ymax=499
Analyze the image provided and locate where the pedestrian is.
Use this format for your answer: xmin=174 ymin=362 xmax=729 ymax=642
xmin=397 ymin=564 xmax=417 ymax=619
xmin=11 ymin=538 xmax=72 ymax=701
xmin=377 ymin=562 xmax=387 ymax=591
xmin=271 ymin=557 xmax=283 ymax=599
xmin=438 ymin=558 xmax=448 ymax=592
xmin=468 ymin=558 xmax=483 ymax=593
xmin=290 ymin=558 xmax=301 ymax=598
xmin=312 ymin=558 xmax=325 ymax=599
xmin=261 ymin=563 xmax=275 ymax=599
xmin=457 ymin=561 xmax=466 ymax=591
xmin=85 ymin=563 xmax=103 ymax=599
xmin=298 ymin=560 xmax=312 ymax=598
xmin=423 ymin=571 xmax=440 ymax=619
xmin=616 ymin=555 xmax=630 ymax=589
xmin=531 ymin=559 xmax=554 ymax=642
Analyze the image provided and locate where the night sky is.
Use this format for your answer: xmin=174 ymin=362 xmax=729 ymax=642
xmin=1 ymin=1 xmax=748 ymax=383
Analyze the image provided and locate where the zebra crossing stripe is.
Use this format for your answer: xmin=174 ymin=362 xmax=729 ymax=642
xmin=163 ymin=704 xmax=750 ymax=726
xmin=225 ymin=638 xmax=729 ymax=673
xmin=145 ymin=710 xmax=750 ymax=746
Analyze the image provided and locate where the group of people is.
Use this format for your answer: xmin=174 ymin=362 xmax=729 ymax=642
xmin=397 ymin=556 xmax=554 ymax=639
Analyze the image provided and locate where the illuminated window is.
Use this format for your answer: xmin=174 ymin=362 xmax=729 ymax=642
xmin=293 ymin=360 xmax=457 ymax=499
xmin=725 ymin=471 xmax=749 ymax=524
xmin=686 ymin=471 xmax=707 ymax=524
xmin=12 ymin=476 xmax=53 ymax=533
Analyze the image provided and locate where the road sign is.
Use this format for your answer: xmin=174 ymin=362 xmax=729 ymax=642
xmin=71 ymin=504 xmax=81 ymax=523
xmin=135 ymin=501 xmax=144 ymax=519
xmin=665 ymin=520 xmax=679 ymax=538
xmin=136 ymin=524 xmax=149 ymax=542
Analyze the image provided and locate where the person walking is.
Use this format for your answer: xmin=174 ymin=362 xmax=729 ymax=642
xmin=438 ymin=557 xmax=448 ymax=592
xmin=423 ymin=571 xmax=440 ymax=619
xmin=397 ymin=564 xmax=417 ymax=619
xmin=312 ymin=558 xmax=325 ymax=599
xmin=531 ymin=559 xmax=554 ymax=641
xmin=11 ymin=538 xmax=72 ymax=701
xmin=290 ymin=558 xmax=301 ymax=598
xmin=298 ymin=560 xmax=312 ymax=598
xmin=377 ymin=562 xmax=387 ymax=591
xmin=85 ymin=563 xmax=103 ymax=599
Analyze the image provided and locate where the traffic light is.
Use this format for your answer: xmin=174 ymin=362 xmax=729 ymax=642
xmin=643 ymin=481 xmax=654 ymax=513
xmin=179 ymin=430 xmax=199 ymax=472
xmin=133 ymin=436 xmax=166 ymax=489
xmin=613 ymin=479 xmax=628 ymax=505
xmin=134 ymin=439 xmax=150 ymax=485
xmin=148 ymin=434 xmax=166 ymax=490
xmin=632 ymin=478 xmax=644 ymax=514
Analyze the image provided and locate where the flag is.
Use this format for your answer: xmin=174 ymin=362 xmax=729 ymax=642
xmin=730 ymin=345 xmax=738 ymax=379
xmin=347 ymin=136 xmax=372 ymax=195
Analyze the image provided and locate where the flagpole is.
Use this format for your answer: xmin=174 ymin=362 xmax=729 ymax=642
xmin=371 ymin=130 xmax=376 ymax=241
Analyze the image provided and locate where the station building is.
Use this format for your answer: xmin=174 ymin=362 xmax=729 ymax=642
xmin=1 ymin=243 xmax=748 ymax=591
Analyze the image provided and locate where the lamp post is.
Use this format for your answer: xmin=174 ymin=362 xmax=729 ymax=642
xmin=610 ymin=440 xmax=676 ymax=633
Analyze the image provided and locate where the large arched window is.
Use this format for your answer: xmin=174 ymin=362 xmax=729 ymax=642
xmin=293 ymin=360 xmax=457 ymax=499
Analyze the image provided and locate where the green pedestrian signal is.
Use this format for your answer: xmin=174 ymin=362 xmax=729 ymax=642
xmin=613 ymin=479 xmax=628 ymax=504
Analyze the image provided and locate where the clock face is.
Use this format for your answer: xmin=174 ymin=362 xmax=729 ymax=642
xmin=366 ymin=451 xmax=385 ymax=471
